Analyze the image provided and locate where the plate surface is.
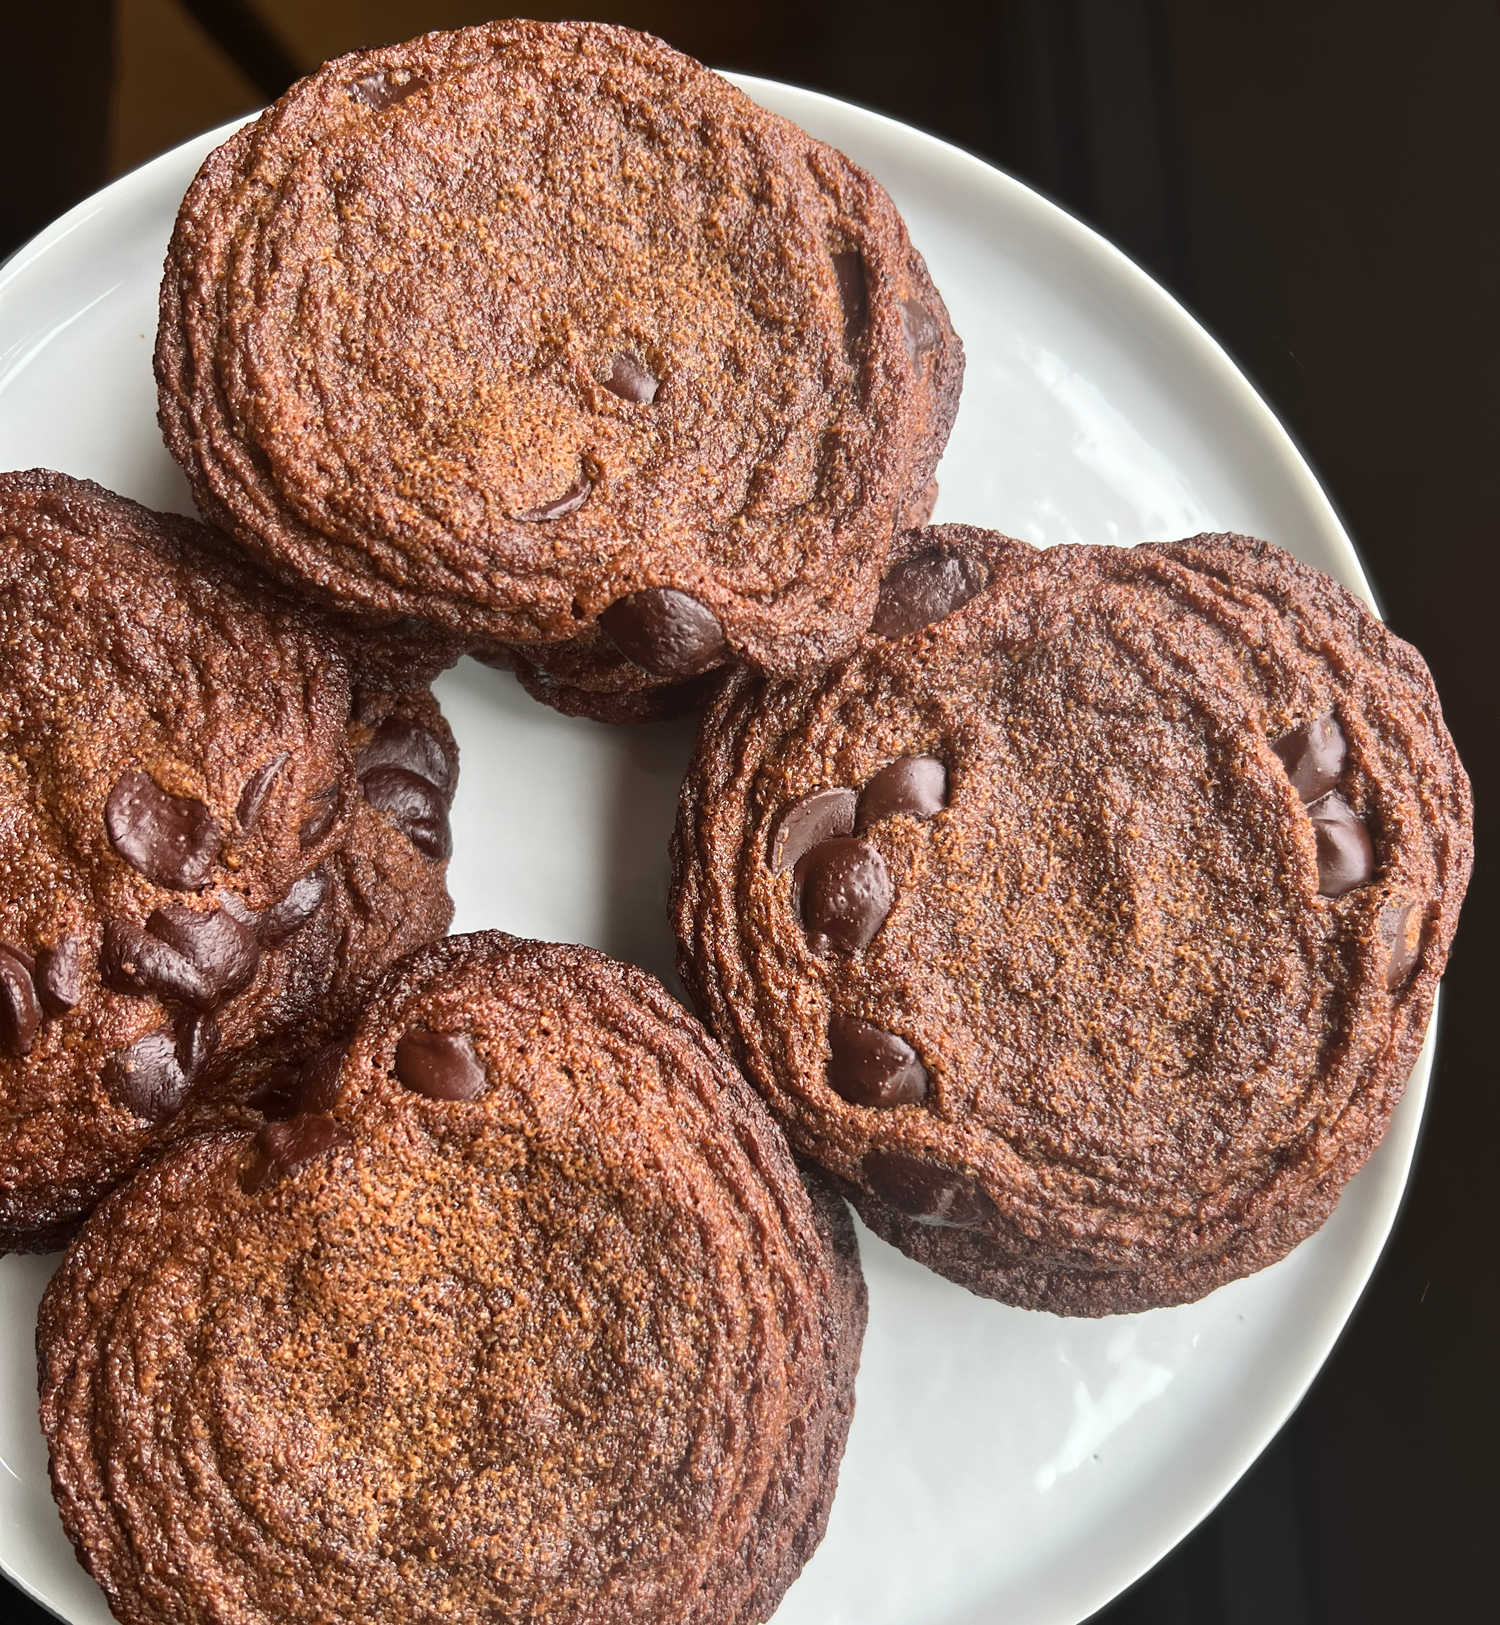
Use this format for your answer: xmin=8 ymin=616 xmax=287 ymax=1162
xmin=0 ymin=78 xmax=1430 ymax=1625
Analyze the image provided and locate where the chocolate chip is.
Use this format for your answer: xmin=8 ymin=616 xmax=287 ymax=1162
xmin=174 ymin=1010 xmax=220 ymax=1080
xmin=394 ymin=1029 xmax=488 ymax=1101
xmin=216 ymin=889 xmax=258 ymax=925
xmin=856 ymin=756 xmax=948 ymax=830
xmin=606 ymin=353 xmax=659 ymax=403
xmin=258 ymin=867 xmax=331 ymax=947
xmin=299 ymin=1042 xmax=350 ymax=1113
xmin=35 ymin=936 xmax=82 ymax=1016
xmin=359 ymin=767 xmax=452 ymax=861
xmin=828 ymin=1016 xmax=929 ymax=1107
xmin=794 ymin=838 xmax=892 ymax=953
xmin=236 ymin=753 xmax=289 ymax=831
xmin=100 ymin=919 xmax=216 ymax=1009
xmin=871 ymin=547 xmax=986 ymax=638
xmin=145 ymin=905 xmax=261 ymax=1004
xmin=0 ymin=950 xmax=41 ymax=1057
xmin=1380 ymin=901 xmax=1425 ymax=989
xmin=514 ymin=477 xmax=592 ymax=522
xmin=599 ymin=588 xmax=727 ymax=679
xmin=103 ymin=1030 xmax=188 ymax=1124
xmin=832 ymin=249 xmax=867 ymax=357
xmin=0 ymin=939 xmax=33 ymax=973
xmin=241 ymin=1113 xmax=352 ymax=1195
xmin=769 ymin=788 xmax=856 ymax=872
xmin=355 ymin=718 xmax=454 ymax=800
xmin=105 ymin=770 xmax=220 ymax=890
xmin=899 ymin=299 xmax=941 ymax=377
xmin=298 ymin=783 xmax=340 ymax=850
xmin=1308 ymin=791 xmax=1375 ymax=897
xmin=863 ymin=1149 xmax=997 ymax=1228
xmin=348 ymin=70 xmax=428 ymax=110
xmin=1272 ymin=713 xmax=1346 ymax=803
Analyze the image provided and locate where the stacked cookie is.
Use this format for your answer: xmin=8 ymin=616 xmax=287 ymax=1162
xmin=671 ymin=526 xmax=1473 ymax=1314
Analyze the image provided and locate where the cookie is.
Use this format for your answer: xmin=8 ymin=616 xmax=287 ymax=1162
xmin=226 ymin=682 xmax=460 ymax=1097
xmin=157 ymin=19 xmax=962 ymax=719
xmin=670 ymin=525 xmax=1473 ymax=1315
xmin=40 ymin=931 xmax=866 ymax=1625
xmin=0 ymin=470 xmax=454 ymax=1252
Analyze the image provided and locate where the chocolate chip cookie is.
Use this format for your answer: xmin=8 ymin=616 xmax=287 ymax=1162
xmin=0 ymin=470 xmax=454 ymax=1252
xmin=157 ymin=19 xmax=962 ymax=720
xmin=40 ymin=931 xmax=865 ymax=1625
xmin=671 ymin=525 xmax=1473 ymax=1315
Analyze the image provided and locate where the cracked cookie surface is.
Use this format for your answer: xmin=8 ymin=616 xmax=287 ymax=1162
xmin=39 ymin=931 xmax=865 ymax=1625
xmin=157 ymin=19 xmax=961 ymax=719
xmin=671 ymin=525 xmax=1473 ymax=1314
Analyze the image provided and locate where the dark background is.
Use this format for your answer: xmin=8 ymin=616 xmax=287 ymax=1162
xmin=1 ymin=3 xmax=1494 ymax=1620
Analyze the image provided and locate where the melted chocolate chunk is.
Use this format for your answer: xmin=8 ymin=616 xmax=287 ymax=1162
xmin=104 ymin=770 xmax=220 ymax=890
xmin=100 ymin=920 xmax=216 ymax=1009
xmin=871 ymin=547 xmax=986 ymax=638
xmin=1308 ymin=791 xmax=1375 ymax=896
xmin=606 ymin=353 xmax=659 ymax=404
xmin=348 ymin=70 xmax=428 ymax=110
xmin=863 ymin=1149 xmax=997 ymax=1228
xmin=359 ymin=767 xmax=452 ymax=861
xmin=299 ymin=1042 xmax=350 ymax=1113
xmin=145 ymin=905 xmax=261 ymax=1003
xmin=298 ymin=784 xmax=340 ymax=849
xmin=174 ymin=1010 xmax=220 ymax=1080
xmin=899 ymin=299 xmax=941 ymax=377
xmin=103 ymin=1031 xmax=188 ymax=1125
xmin=258 ymin=867 xmax=330 ymax=947
xmin=856 ymin=756 xmax=948 ymax=830
xmin=0 ymin=939 xmax=33 ymax=972
xmin=794 ymin=837 xmax=892 ymax=953
xmin=1272 ymin=713 xmax=1346 ymax=803
xmin=235 ymin=753 xmax=289 ymax=831
xmin=832 ymin=249 xmax=868 ymax=357
xmin=514 ymin=477 xmax=592 ymax=522
xmin=828 ymin=1016 xmax=929 ymax=1107
xmin=1380 ymin=900 xmax=1425 ymax=989
xmin=35 ymin=936 xmax=82 ymax=1016
xmin=394 ymin=1029 xmax=488 ymax=1101
xmin=769 ymin=788 xmax=856 ymax=873
xmin=241 ymin=1112 xmax=352 ymax=1194
xmin=356 ymin=718 xmax=454 ymax=800
xmin=0 ymin=949 xmax=41 ymax=1057
xmin=215 ymin=889 xmax=257 ymax=925
xmin=598 ymin=588 xmax=728 ymax=679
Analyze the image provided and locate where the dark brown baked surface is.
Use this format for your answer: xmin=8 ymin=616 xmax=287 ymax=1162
xmin=39 ymin=931 xmax=866 ymax=1625
xmin=671 ymin=524 xmax=1473 ymax=1315
xmin=0 ymin=470 xmax=454 ymax=1252
xmin=156 ymin=20 xmax=962 ymax=711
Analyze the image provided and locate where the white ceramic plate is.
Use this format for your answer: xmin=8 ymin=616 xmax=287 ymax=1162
xmin=0 ymin=79 xmax=1431 ymax=1625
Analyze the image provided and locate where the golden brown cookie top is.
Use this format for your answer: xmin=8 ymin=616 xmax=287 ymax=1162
xmin=39 ymin=931 xmax=865 ymax=1625
xmin=671 ymin=525 xmax=1473 ymax=1313
xmin=157 ymin=20 xmax=962 ymax=680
